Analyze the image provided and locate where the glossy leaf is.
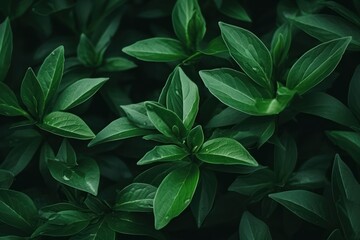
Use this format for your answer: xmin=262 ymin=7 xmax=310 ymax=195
xmin=77 ymin=34 xmax=99 ymax=67
xmin=348 ymin=65 xmax=360 ymax=119
xmin=56 ymin=139 xmax=77 ymax=166
xmin=172 ymin=0 xmax=206 ymax=49
xmin=327 ymin=131 xmax=360 ymax=165
xmin=0 ymin=82 xmax=27 ymax=116
xmin=70 ymin=219 xmax=115 ymax=240
xmin=323 ymin=1 xmax=360 ymax=27
xmin=0 ymin=189 xmax=37 ymax=233
xmin=239 ymin=211 xmax=272 ymax=240
xmin=54 ymin=78 xmax=108 ymax=111
xmin=292 ymin=14 xmax=360 ymax=50
xmin=219 ymin=22 xmax=273 ymax=90
xmin=121 ymin=102 xmax=155 ymax=129
xmin=98 ymin=57 xmax=136 ymax=72
xmin=137 ymin=145 xmax=189 ymax=165
xmin=37 ymin=46 xmax=64 ymax=109
xmin=190 ymin=169 xmax=217 ymax=227
xmin=286 ymin=37 xmax=351 ymax=95
xmin=38 ymin=111 xmax=95 ymax=140
xmin=47 ymin=157 xmax=100 ymax=195
xmin=187 ymin=125 xmax=204 ymax=153
xmin=154 ymin=163 xmax=199 ymax=229
xmin=269 ymin=190 xmax=332 ymax=228
xmin=166 ymin=67 xmax=199 ymax=129
xmin=122 ymin=37 xmax=188 ymax=62
xmin=214 ymin=0 xmax=251 ymax=22
xmin=0 ymin=169 xmax=14 ymax=189
xmin=0 ymin=18 xmax=12 ymax=82
xmin=196 ymin=137 xmax=258 ymax=166
xmin=89 ymin=117 xmax=153 ymax=146
xmin=271 ymin=23 xmax=292 ymax=66
xmin=145 ymin=101 xmax=187 ymax=140
xmin=20 ymin=68 xmax=44 ymax=118
xmin=115 ymin=183 xmax=157 ymax=212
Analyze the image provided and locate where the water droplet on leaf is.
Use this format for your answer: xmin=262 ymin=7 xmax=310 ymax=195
xmin=62 ymin=169 xmax=73 ymax=181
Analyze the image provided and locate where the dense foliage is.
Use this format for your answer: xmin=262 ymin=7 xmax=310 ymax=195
xmin=0 ymin=0 xmax=360 ymax=239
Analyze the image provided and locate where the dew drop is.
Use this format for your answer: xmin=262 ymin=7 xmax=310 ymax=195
xmin=62 ymin=169 xmax=73 ymax=181
xmin=164 ymin=216 xmax=169 ymax=220
xmin=252 ymin=67 xmax=258 ymax=72
xmin=175 ymin=89 xmax=180 ymax=96
xmin=184 ymin=199 xmax=191 ymax=205
xmin=51 ymin=52 xmax=55 ymax=56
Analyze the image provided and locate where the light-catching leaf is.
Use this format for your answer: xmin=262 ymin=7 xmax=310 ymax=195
xmin=38 ymin=111 xmax=95 ymax=140
xmin=239 ymin=211 xmax=272 ymax=240
xmin=286 ymin=37 xmax=351 ymax=95
xmin=137 ymin=145 xmax=189 ymax=165
xmin=122 ymin=38 xmax=188 ymax=62
xmin=214 ymin=0 xmax=251 ymax=22
xmin=0 ymin=18 xmax=12 ymax=82
xmin=327 ymin=131 xmax=360 ymax=165
xmin=0 ymin=82 xmax=27 ymax=116
xmin=196 ymin=137 xmax=258 ymax=166
xmin=154 ymin=163 xmax=199 ymax=229
xmin=219 ymin=22 xmax=273 ymax=90
xmin=121 ymin=102 xmax=155 ymax=129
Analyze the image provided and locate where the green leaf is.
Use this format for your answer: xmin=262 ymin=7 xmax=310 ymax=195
xmin=271 ymin=23 xmax=292 ymax=66
xmin=332 ymin=155 xmax=360 ymax=239
xmin=196 ymin=137 xmax=258 ymax=166
xmin=0 ymin=82 xmax=27 ymax=116
xmin=37 ymin=46 xmax=64 ymax=109
xmin=47 ymin=157 xmax=100 ymax=195
xmin=269 ymin=190 xmax=332 ymax=228
xmin=200 ymin=36 xmax=228 ymax=56
xmin=286 ymin=37 xmax=351 ymax=95
xmin=274 ymin=133 xmax=297 ymax=185
xmin=137 ymin=145 xmax=189 ymax=165
xmin=54 ymin=78 xmax=108 ymax=111
xmin=166 ymin=67 xmax=199 ymax=129
xmin=154 ymin=163 xmax=199 ymax=229
xmin=145 ymin=101 xmax=187 ymax=140
xmin=98 ymin=57 xmax=137 ymax=72
xmin=348 ymin=65 xmax=360 ymax=119
xmin=70 ymin=219 xmax=115 ymax=240
xmin=239 ymin=211 xmax=272 ymax=240
xmin=187 ymin=125 xmax=204 ymax=153
xmin=56 ymin=139 xmax=77 ymax=166
xmin=0 ymin=169 xmax=14 ymax=189
xmin=206 ymin=107 xmax=248 ymax=128
xmin=0 ymin=18 xmax=12 ymax=82
xmin=106 ymin=212 xmax=165 ymax=240
xmin=120 ymin=102 xmax=155 ymax=129
xmin=292 ymin=14 xmax=360 ymax=50
xmin=115 ymin=183 xmax=157 ymax=212
xmin=89 ymin=117 xmax=153 ymax=146
xmin=322 ymin=1 xmax=360 ymax=27
xmin=122 ymin=37 xmax=188 ymax=62
xmin=77 ymin=34 xmax=99 ymax=67
xmin=214 ymin=0 xmax=251 ymax=22
xmin=0 ymin=138 xmax=42 ymax=176
xmin=32 ymin=0 xmax=73 ymax=16
xmin=327 ymin=229 xmax=345 ymax=240
xmin=190 ymin=169 xmax=217 ymax=227
xmin=327 ymin=131 xmax=360 ymax=165
xmin=294 ymin=92 xmax=360 ymax=129
xmin=38 ymin=111 xmax=95 ymax=140
xmin=20 ymin=68 xmax=44 ymax=118
xmin=0 ymin=189 xmax=37 ymax=233
xmin=219 ymin=22 xmax=273 ymax=90
xmin=200 ymin=68 xmax=270 ymax=116
xmin=172 ymin=0 xmax=206 ymax=49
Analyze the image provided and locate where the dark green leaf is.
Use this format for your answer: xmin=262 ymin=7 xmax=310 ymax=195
xmin=269 ymin=190 xmax=332 ymax=228
xmin=206 ymin=107 xmax=248 ymax=128
xmin=200 ymin=36 xmax=228 ymax=56
xmin=239 ymin=211 xmax=272 ymax=240
xmin=172 ymin=0 xmax=206 ymax=49
xmin=115 ymin=183 xmax=157 ymax=212
xmin=56 ymin=139 xmax=77 ymax=166
xmin=294 ymin=92 xmax=360 ymax=129
xmin=327 ymin=229 xmax=345 ymax=240
xmin=98 ymin=57 xmax=137 ymax=72
xmin=286 ymin=37 xmax=351 ymax=95
xmin=0 ymin=169 xmax=14 ymax=189
xmin=271 ymin=23 xmax=292 ymax=66
xmin=348 ymin=65 xmax=360 ymax=119
xmin=274 ymin=133 xmax=297 ymax=185
xmin=38 ymin=111 xmax=95 ymax=140
xmin=0 ymin=189 xmax=37 ymax=233
xmin=214 ymin=0 xmax=251 ymax=22
xmin=47 ymin=157 xmax=100 ymax=195
xmin=154 ymin=163 xmax=199 ymax=229
xmin=54 ymin=78 xmax=108 ymax=111
xmin=322 ymin=1 xmax=360 ymax=27
xmin=20 ymin=68 xmax=44 ymax=118
xmin=187 ymin=125 xmax=204 ymax=153
xmin=137 ymin=145 xmax=189 ymax=165
xmin=121 ymin=102 xmax=155 ymax=129
xmin=0 ymin=18 xmax=12 ymax=82
xmin=190 ymin=169 xmax=217 ymax=227
xmin=196 ymin=137 xmax=258 ymax=166
xmin=122 ymin=38 xmax=188 ymax=62
xmin=0 ymin=82 xmax=27 ymax=116
xmin=219 ymin=22 xmax=273 ymax=90
xmin=89 ymin=117 xmax=153 ymax=146
xmin=327 ymin=131 xmax=360 ymax=165
xmin=37 ymin=46 xmax=64 ymax=109
xmin=145 ymin=101 xmax=187 ymax=140
xmin=32 ymin=0 xmax=73 ymax=16
xmin=292 ymin=14 xmax=360 ymax=50
xmin=166 ymin=67 xmax=199 ymax=129
xmin=70 ymin=219 xmax=115 ymax=240
xmin=0 ymin=138 xmax=42 ymax=176
xmin=77 ymin=34 xmax=99 ymax=67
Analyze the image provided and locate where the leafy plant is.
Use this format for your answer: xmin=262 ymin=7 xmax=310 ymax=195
xmin=0 ymin=0 xmax=359 ymax=239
